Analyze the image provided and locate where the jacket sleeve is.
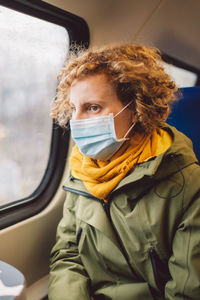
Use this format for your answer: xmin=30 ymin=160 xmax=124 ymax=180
xmin=48 ymin=194 xmax=91 ymax=300
xmin=165 ymin=164 xmax=200 ymax=299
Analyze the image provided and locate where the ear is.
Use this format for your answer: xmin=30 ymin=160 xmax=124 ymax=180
xmin=131 ymin=112 xmax=138 ymax=123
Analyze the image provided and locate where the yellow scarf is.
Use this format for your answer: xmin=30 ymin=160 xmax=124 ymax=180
xmin=70 ymin=128 xmax=172 ymax=201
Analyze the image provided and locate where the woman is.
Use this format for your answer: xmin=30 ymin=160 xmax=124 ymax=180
xmin=48 ymin=44 xmax=200 ymax=300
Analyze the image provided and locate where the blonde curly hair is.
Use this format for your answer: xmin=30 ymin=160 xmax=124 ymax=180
xmin=51 ymin=43 xmax=178 ymax=134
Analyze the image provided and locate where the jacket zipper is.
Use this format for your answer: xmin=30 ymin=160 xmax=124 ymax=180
xmin=63 ymin=183 xmax=144 ymax=281
xmin=149 ymin=247 xmax=165 ymax=295
xmin=76 ymin=227 xmax=83 ymax=245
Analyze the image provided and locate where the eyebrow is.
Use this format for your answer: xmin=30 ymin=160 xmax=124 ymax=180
xmin=70 ymin=100 xmax=105 ymax=106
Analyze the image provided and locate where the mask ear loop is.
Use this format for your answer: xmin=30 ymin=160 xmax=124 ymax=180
xmin=114 ymin=100 xmax=136 ymax=140
xmin=123 ymin=122 xmax=136 ymax=139
xmin=114 ymin=100 xmax=133 ymax=118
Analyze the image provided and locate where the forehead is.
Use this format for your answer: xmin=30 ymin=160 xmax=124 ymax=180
xmin=69 ymin=73 xmax=118 ymax=104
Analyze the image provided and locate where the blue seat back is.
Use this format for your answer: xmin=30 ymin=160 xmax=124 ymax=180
xmin=167 ymin=86 xmax=200 ymax=162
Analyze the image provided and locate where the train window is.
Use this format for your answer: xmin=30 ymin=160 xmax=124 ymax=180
xmin=162 ymin=53 xmax=200 ymax=87
xmin=0 ymin=0 xmax=89 ymax=228
xmin=164 ymin=63 xmax=198 ymax=87
xmin=0 ymin=5 xmax=69 ymax=206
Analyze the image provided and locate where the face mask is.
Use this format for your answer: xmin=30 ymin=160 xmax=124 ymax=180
xmin=70 ymin=101 xmax=135 ymax=161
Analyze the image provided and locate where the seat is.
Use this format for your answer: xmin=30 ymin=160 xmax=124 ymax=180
xmin=167 ymin=86 xmax=200 ymax=162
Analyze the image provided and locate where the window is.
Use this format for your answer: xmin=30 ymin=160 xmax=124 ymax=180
xmin=162 ymin=53 xmax=200 ymax=87
xmin=0 ymin=5 xmax=69 ymax=206
xmin=0 ymin=0 xmax=89 ymax=228
xmin=164 ymin=63 xmax=198 ymax=87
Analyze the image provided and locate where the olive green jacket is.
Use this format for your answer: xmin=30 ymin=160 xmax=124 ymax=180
xmin=49 ymin=125 xmax=200 ymax=300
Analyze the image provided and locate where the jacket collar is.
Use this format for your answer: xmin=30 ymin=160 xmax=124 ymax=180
xmin=111 ymin=125 xmax=197 ymax=196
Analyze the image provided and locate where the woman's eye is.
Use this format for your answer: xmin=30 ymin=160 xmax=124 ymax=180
xmin=90 ymin=105 xmax=100 ymax=112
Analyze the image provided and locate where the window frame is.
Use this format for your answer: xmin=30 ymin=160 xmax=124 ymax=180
xmin=162 ymin=53 xmax=200 ymax=86
xmin=0 ymin=0 xmax=90 ymax=229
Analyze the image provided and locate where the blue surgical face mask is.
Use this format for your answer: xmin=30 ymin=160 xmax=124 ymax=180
xmin=70 ymin=101 xmax=135 ymax=161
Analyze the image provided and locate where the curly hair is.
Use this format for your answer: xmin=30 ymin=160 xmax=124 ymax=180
xmin=51 ymin=43 xmax=178 ymax=134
